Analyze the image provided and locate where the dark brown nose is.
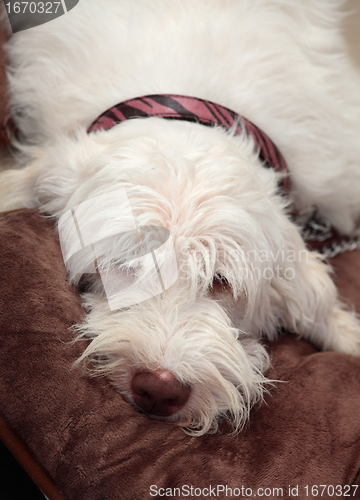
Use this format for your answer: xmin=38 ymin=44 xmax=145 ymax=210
xmin=131 ymin=369 xmax=191 ymax=417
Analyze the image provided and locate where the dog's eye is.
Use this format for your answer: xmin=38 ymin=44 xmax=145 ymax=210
xmin=213 ymin=274 xmax=228 ymax=284
xmin=77 ymin=273 xmax=95 ymax=293
xmin=210 ymin=274 xmax=230 ymax=294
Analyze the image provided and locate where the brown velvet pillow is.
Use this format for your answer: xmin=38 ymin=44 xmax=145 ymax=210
xmin=0 ymin=208 xmax=360 ymax=500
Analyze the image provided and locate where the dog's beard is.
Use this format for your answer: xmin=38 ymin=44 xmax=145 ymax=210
xmin=73 ymin=289 xmax=271 ymax=436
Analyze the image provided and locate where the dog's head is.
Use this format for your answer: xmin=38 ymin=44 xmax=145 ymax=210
xmin=29 ymin=117 xmax=330 ymax=434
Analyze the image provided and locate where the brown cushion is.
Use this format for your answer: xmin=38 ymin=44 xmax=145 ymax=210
xmin=0 ymin=208 xmax=360 ymax=499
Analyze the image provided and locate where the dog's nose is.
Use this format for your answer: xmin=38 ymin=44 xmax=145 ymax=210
xmin=131 ymin=369 xmax=191 ymax=417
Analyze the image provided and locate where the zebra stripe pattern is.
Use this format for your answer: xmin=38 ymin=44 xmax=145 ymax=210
xmin=88 ymin=94 xmax=290 ymax=193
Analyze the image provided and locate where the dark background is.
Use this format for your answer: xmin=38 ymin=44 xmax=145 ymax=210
xmin=0 ymin=440 xmax=44 ymax=499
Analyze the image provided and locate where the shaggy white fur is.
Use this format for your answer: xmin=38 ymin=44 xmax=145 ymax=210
xmin=1 ymin=0 xmax=360 ymax=435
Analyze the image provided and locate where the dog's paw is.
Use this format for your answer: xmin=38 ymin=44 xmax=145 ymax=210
xmin=323 ymin=305 xmax=360 ymax=356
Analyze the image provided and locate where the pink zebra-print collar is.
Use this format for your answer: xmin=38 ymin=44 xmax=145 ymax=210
xmin=88 ymin=94 xmax=290 ymax=193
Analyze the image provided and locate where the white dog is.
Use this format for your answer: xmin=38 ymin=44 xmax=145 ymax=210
xmin=1 ymin=0 xmax=360 ymax=436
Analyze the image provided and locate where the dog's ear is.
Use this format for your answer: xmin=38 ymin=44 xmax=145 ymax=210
xmin=0 ymin=131 xmax=106 ymax=214
xmin=275 ymin=245 xmax=360 ymax=355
